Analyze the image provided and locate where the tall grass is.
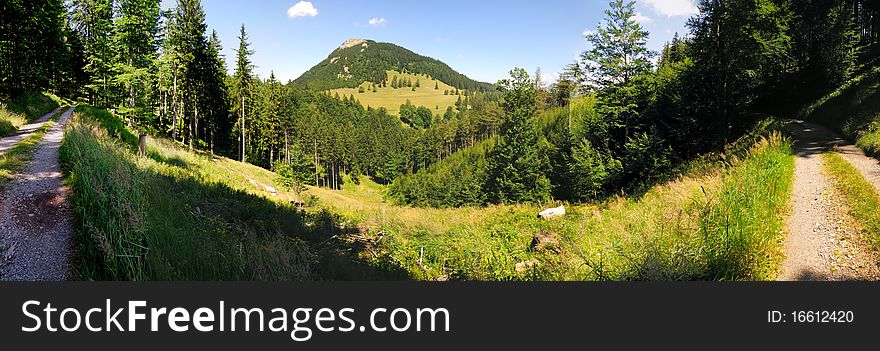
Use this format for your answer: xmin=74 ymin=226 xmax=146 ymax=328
xmin=2 ymin=92 xmax=62 ymax=121
xmin=62 ymin=104 xmax=796 ymax=281
xmin=62 ymin=106 xmax=404 ymax=281
xmin=0 ymin=103 xmax=27 ymax=136
xmin=60 ymin=121 xmax=149 ymax=280
xmin=696 ymin=133 xmax=794 ymax=280
xmin=822 ymin=152 xmax=880 ymax=250
xmin=313 ymin=132 xmax=795 ymax=281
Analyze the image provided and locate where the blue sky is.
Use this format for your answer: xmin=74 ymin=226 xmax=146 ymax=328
xmin=162 ymin=0 xmax=699 ymax=84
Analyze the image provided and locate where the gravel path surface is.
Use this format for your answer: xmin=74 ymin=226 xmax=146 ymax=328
xmin=0 ymin=106 xmax=63 ymax=154
xmin=780 ymin=120 xmax=880 ymax=281
xmin=0 ymin=106 xmax=75 ymax=281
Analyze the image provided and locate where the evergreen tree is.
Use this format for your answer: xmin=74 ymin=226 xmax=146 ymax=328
xmin=112 ymin=0 xmax=161 ymax=127
xmin=69 ymin=0 xmax=115 ymax=105
xmin=486 ymin=68 xmax=551 ymax=204
xmin=205 ymin=30 xmax=233 ymax=155
xmin=581 ymin=0 xmax=653 ymax=146
xmin=688 ymin=0 xmax=792 ymax=141
xmin=170 ymin=0 xmax=211 ymax=150
xmin=232 ymin=24 xmax=255 ymax=162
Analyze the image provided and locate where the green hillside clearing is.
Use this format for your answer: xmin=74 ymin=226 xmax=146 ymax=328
xmin=329 ymin=70 xmax=466 ymax=115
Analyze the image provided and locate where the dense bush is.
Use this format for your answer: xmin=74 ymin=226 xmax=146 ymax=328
xmin=389 ymin=138 xmax=494 ymax=207
xmin=568 ymin=139 xmax=622 ymax=200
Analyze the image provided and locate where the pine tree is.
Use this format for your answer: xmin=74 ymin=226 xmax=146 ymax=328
xmin=486 ymin=68 xmax=551 ymax=204
xmin=69 ymin=0 xmax=115 ymax=105
xmin=688 ymin=0 xmax=792 ymax=140
xmin=112 ymin=0 xmax=161 ymax=127
xmin=205 ymin=30 xmax=233 ymax=155
xmin=233 ymin=23 xmax=255 ymax=162
xmin=581 ymin=0 xmax=653 ymax=146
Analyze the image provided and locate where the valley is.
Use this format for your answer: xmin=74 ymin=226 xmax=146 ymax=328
xmin=2 ymin=0 xmax=880 ymax=282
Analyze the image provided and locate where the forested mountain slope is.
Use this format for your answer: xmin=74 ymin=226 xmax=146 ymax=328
xmin=293 ymin=39 xmax=494 ymax=92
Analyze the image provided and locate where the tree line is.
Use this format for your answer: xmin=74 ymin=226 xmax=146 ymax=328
xmin=4 ymin=0 xmax=880 ymax=206
xmin=391 ymin=0 xmax=880 ymax=207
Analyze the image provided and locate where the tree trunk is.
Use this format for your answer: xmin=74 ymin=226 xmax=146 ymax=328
xmin=129 ymin=57 xmax=135 ymax=127
xmin=285 ymin=130 xmax=290 ymax=164
xmin=241 ymin=96 xmax=246 ymax=163
xmin=172 ymin=73 xmax=178 ymax=141
xmin=190 ymin=102 xmax=197 ymax=151
xmin=138 ymin=134 xmax=147 ymax=158
xmin=314 ymin=139 xmax=319 ymax=186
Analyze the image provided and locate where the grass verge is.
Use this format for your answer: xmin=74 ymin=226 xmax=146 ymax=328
xmin=822 ymin=152 xmax=880 ymax=250
xmin=0 ymin=104 xmax=27 ymax=136
xmin=62 ymin=106 xmax=406 ymax=280
xmin=2 ymin=92 xmax=62 ymax=121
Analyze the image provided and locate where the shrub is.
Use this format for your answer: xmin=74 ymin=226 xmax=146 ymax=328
xmin=568 ymin=138 xmax=622 ymax=200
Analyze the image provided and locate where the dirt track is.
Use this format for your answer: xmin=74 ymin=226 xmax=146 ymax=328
xmin=780 ymin=120 xmax=880 ymax=281
xmin=0 ymin=106 xmax=75 ymax=281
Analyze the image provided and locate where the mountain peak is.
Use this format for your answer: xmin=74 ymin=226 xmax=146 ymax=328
xmin=294 ymin=40 xmax=493 ymax=92
xmin=339 ymin=38 xmax=369 ymax=50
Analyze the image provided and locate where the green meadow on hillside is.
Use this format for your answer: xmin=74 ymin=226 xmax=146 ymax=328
xmin=329 ymin=70 xmax=466 ymax=115
xmin=62 ymin=106 xmax=795 ymax=281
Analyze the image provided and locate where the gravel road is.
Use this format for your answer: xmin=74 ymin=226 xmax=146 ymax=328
xmin=0 ymin=106 xmax=75 ymax=281
xmin=780 ymin=120 xmax=880 ymax=281
xmin=0 ymin=106 xmax=63 ymax=154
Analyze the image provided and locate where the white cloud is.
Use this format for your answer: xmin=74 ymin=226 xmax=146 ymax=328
xmin=640 ymin=0 xmax=699 ymax=17
xmin=631 ymin=12 xmax=653 ymax=24
xmin=456 ymin=53 xmax=463 ymax=59
xmin=368 ymin=17 xmax=386 ymax=26
xmin=288 ymin=1 xmax=318 ymax=18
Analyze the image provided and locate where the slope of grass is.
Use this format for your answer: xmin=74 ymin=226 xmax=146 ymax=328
xmin=802 ymin=64 xmax=880 ymax=153
xmin=822 ymin=152 xmax=880 ymax=250
xmin=308 ymin=132 xmax=795 ymax=281
xmin=0 ymin=104 xmax=27 ymax=136
xmin=61 ymin=104 xmax=795 ymax=281
xmin=61 ymin=106 xmax=407 ymax=281
xmin=0 ymin=108 xmax=66 ymax=187
xmin=329 ymin=70 xmax=464 ymax=115
xmin=2 ymin=92 xmax=62 ymax=121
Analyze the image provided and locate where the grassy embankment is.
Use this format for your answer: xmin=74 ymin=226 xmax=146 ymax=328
xmin=309 ymin=123 xmax=795 ymax=281
xmin=329 ymin=70 xmax=463 ymax=115
xmin=61 ymin=106 xmax=407 ymax=281
xmin=0 ymin=92 xmax=62 ymax=136
xmin=822 ymin=153 xmax=880 ymax=251
xmin=802 ymin=63 xmax=880 ymax=153
xmin=64 ymin=105 xmax=795 ymax=281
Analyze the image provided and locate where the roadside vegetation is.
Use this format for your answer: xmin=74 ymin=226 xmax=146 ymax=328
xmin=822 ymin=152 xmax=880 ymax=250
xmin=311 ymin=125 xmax=794 ymax=281
xmin=60 ymin=106 xmax=406 ymax=281
xmin=803 ymin=63 xmax=880 ymax=154
xmin=0 ymin=92 xmax=62 ymax=136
